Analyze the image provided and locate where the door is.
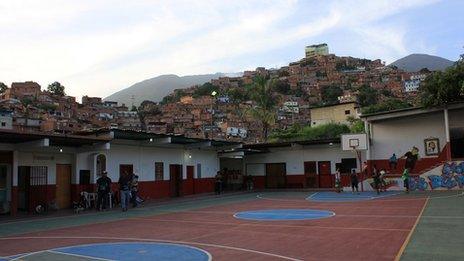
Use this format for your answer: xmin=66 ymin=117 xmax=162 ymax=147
xmin=169 ymin=164 xmax=182 ymax=197
xmin=318 ymin=161 xmax=333 ymax=188
xmin=17 ymin=166 xmax=30 ymax=211
xmin=304 ymin=161 xmax=317 ymax=188
xmin=56 ymin=164 xmax=72 ymax=209
xmin=186 ymin=165 xmax=195 ymax=195
xmin=265 ymin=163 xmax=286 ymax=189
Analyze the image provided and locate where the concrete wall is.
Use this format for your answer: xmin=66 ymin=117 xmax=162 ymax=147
xmin=369 ymin=111 xmax=446 ymax=160
xmin=244 ymin=144 xmax=360 ymax=176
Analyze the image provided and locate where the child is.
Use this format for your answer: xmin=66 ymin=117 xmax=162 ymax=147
xmin=402 ymin=168 xmax=410 ymax=193
xmin=350 ymin=169 xmax=359 ymax=194
xmin=372 ymin=166 xmax=381 ymax=195
xmin=379 ymin=169 xmax=387 ymax=192
xmin=335 ymin=168 xmax=341 ymax=193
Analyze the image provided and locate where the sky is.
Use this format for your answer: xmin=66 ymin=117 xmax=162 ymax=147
xmin=0 ymin=0 xmax=463 ymax=100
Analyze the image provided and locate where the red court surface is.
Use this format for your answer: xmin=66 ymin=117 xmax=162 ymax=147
xmin=0 ymin=192 xmax=428 ymax=261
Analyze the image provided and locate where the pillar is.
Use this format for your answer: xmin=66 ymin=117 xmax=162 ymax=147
xmin=444 ymin=108 xmax=451 ymax=160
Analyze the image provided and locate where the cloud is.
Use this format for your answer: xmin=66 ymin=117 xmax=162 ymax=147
xmin=0 ymin=0 xmax=444 ymax=99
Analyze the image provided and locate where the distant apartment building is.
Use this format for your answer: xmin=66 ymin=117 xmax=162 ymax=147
xmin=2 ymin=81 xmax=41 ymax=100
xmin=0 ymin=110 xmax=13 ymax=129
xmin=310 ymin=102 xmax=359 ymax=126
xmin=305 ymin=43 xmax=329 ymax=58
xmin=404 ymin=73 xmax=427 ymax=92
xmin=82 ymin=96 xmax=102 ymax=107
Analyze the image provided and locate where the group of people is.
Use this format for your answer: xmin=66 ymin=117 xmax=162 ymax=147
xmin=94 ymin=170 xmax=140 ymax=212
xmin=336 ymin=146 xmax=420 ymax=194
xmin=214 ymin=169 xmax=254 ymax=195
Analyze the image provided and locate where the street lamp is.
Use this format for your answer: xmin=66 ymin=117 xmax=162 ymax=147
xmin=210 ymin=91 xmax=218 ymax=139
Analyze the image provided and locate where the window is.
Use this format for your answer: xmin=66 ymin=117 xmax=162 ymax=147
xmin=345 ymin=110 xmax=350 ymax=115
xmin=155 ymin=162 xmax=164 ymax=180
xmin=196 ymin=163 xmax=202 ymax=178
xmin=1 ymin=122 xmax=5 ymax=127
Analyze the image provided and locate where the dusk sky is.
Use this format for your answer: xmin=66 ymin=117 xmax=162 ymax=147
xmin=1 ymin=0 xmax=463 ymax=99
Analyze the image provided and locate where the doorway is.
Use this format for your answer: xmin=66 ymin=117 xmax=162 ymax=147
xmin=18 ymin=166 xmax=48 ymax=212
xmin=450 ymin=128 xmax=464 ymax=159
xmin=56 ymin=164 xmax=72 ymax=209
xmin=186 ymin=165 xmax=195 ymax=195
xmin=304 ymin=161 xmax=317 ymax=188
xmin=318 ymin=161 xmax=333 ymax=188
xmin=169 ymin=164 xmax=182 ymax=197
xmin=265 ymin=163 xmax=286 ymax=189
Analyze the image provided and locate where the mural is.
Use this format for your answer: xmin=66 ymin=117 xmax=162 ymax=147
xmin=427 ymin=161 xmax=464 ymax=189
xmin=358 ymin=161 xmax=464 ymax=191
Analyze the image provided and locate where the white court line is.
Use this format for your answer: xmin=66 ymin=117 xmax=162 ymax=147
xmin=46 ymin=250 xmax=116 ymax=261
xmin=0 ymin=236 xmax=303 ymax=261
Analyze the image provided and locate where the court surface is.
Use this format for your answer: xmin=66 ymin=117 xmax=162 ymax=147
xmin=0 ymin=190 xmax=463 ymax=261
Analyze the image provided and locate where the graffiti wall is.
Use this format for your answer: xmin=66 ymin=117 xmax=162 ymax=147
xmin=356 ymin=161 xmax=463 ymax=191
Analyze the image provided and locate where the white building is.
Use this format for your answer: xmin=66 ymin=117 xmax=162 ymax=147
xmin=0 ymin=129 xmax=239 ymax=216
xmin=0 ymin=110 xmax=13 ymax=129
xmin=305 ymin=43 xmax=329 ymax=58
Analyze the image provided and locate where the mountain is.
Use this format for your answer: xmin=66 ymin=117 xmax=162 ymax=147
xmin=105 ymin=73 xmax=240 ymax=106
xmin=389 ymin=53 xmax=454 ymax=72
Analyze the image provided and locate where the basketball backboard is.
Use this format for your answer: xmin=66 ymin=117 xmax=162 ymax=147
xmin=341 ymin=133 xmax=368 ymax=151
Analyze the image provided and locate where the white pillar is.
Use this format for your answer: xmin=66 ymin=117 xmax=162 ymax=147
xmin=12 ymin=150 xmax=18 ymax=186
xmin=364 ymin=120 xmax=371 ymax=161
xmin=444 ymin=108 xmax=450 ymax=142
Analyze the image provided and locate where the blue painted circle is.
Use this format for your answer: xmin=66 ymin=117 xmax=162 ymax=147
xmin=307 ymin=191 xmax=399 ymax=202
xmin=234 ymin=209 xmax=335 ymax=221
xmin=52 ymin=242 xmax=211 ymax=261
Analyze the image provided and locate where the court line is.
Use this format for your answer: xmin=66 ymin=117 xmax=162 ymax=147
xmin=132 ymin=217 xmax=410 ymax=232
xmin=0 ymin=236 xmax=303 ymax=261
xmin=53 ymin=242 xmax=212 ymax=261
xmin=394 ymin=196 xmax=430 ymax=261
xmin=0 ymin=193 xmax=256 ymax=226
xmin=46 ymin=250 xmax=116 ymax=261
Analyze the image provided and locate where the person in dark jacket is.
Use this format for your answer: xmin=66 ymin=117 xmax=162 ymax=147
xmin=96 ymin=171 xmax=112 ymax=211
xmin=118 ymin=171 xmax=131 ymax=212
xmin=350 ymin=169 xmax=359 ymax=194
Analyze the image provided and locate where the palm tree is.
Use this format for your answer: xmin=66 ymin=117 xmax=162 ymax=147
xmin=247 ymin=76 xmax=279 ymax=141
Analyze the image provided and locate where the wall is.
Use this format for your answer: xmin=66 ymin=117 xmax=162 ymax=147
xmin=369 ymin=111 xmax=446 ymax=160
xmin=310 ymin=103 xmax=358 ymax=126
xmin=75 ymin=142 xmax=219 ymax=199
xmin=244 ymin=144 xmax=360 ymax=188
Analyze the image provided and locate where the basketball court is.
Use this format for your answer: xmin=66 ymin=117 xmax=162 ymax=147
xmin=0 ymin=190 xmax=463 ymax=261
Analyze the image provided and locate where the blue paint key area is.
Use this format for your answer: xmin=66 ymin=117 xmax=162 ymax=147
xmin=53 ymin=242 xmax=211 ymax=261
xmin=234 ymin=209 xmax=335 ymax=221
xmin=307 ymin=191 xmax=399 ymax=202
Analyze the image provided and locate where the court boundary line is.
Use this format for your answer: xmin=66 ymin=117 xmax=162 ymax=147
xmin=46 ymin=250 xmax=116 ymax=261
xmin=132 ymin=217 xmax=410 ymax=232
xmin=394 ymin=196 xmax=430 ymax=261
xmin=256 ymin=191 xmax=463 ymax=203
xmin=0 ymin=236 xmax=303 ymax=261
xmin=53 ymin=242 xmax=212 ymax=261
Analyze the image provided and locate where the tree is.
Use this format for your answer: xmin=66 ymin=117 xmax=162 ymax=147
xmin=321 ymin=85 xmax=343 ymax=104
xmin=47 ymin=81 xmax=65 ymax=96
xmin=0 ymin=82 xmax=7 ymax=93
xmin=247 ymin=76 xmax=279 ymax=140
xmin=357 ymin=85 xmax=378 ymax=107
xmin=269 ymin=123 xmax=350 ymax=142
xmin=192 ymin=82 xmax=219 ymax=98
xmin=361 ymin=98 xmax=412 ymax=114
xmin=420 ymin=55 xmax=464 ymax=107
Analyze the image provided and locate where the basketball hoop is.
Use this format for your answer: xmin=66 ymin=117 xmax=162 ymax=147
xmin=342 ymin=133 xmax=368 ymax=192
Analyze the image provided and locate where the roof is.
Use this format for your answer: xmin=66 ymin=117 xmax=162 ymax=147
xmin=361 ymin=102 xmax=464 ymax=122
xmin=243 ymin=138 xmax=340 ymax=151
xmin=0 ymin=129 xmax=111 ymax=147
xmin=309 ymin=101 xmax=358 ymax=110
xmin=75 ymin=128 xmax=240 ymax=147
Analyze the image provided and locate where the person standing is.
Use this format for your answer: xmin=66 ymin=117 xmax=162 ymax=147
xmin=372 ymin=165 xmax=381 ymax=195
xmin=402 ymin=168 xmax=410 ymax=193
xmin=350 ymin=169 xmax=359 ymax=194
xmin=130 ymin=173 xmax=139 ymax=208
xmin=389 ymin=153 xmax=398 ymax=171
xmin=379 ymin=169 xmax=387 ymax=192
xmin=215 ymin=171 xmax=223 ymax=195
xmin=96 ymin=171 xmax=112 ymax=211
xmin=118 ymin=171 xmax=131 ymax=212
xmin=334 ymin=168 xmax=341 ymax=193
xmin=403 ymin=147 xmax=419 ymax=172
xmin=246 ymin=174 xmax=254 ymax=191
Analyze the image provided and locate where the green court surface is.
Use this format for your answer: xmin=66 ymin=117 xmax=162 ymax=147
xmin=401 ymin=191 xmax=464 ymax=261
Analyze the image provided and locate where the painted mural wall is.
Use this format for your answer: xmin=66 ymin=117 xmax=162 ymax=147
xmin=357 ymin=161 xmax=464 ymax=191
